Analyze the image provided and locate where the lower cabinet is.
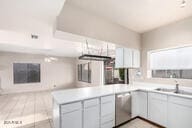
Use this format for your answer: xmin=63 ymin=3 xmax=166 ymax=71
xmin=148 ymin=93 xmax=167 ymax=127
xmin=168 ymin=96 xmax=192 ymax=128
xmin=61 ymin=110 xmax=82 ymax=128
xmin=101 ymin=121 xmax=114 ymax=128
xmin=59 ymin=91 xmax=192 ymax=128
xmin=83 ymin=98 xmax=100 ymax=128
xmin=101 ymin=95 xmax=115 ymax=128
xmin=61 ymin=102 xmax=82 ymax=128
xmin=60 ymin=95 xmax=115 ymax=128
xmin=131 ymin=91 xmax=148 ymax=119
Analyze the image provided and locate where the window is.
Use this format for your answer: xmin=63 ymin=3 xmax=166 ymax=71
xmin=78 ymin=64 xmax=82 ymax=81
xmin=13 ymin=63 xmax=40 ymax=84
xmin=104 ymin=59 xmax=126 ymax=84
xmin=78 ymin=63 xmax=91 ymax=83
xmin=149 ymin=46 xmax=192 ymax=79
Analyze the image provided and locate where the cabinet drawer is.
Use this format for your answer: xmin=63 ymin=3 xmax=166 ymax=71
xmin=101 ymin=114 xmax=114 ymax=124
xmin=149 ymin=92 xmax=167 ymax=101
xmin=169 ymin=96 xmax=192 ymax=107
xmin=101 ymin=121 xmax=114 ymax=128
xmin=61 ymin=102 xmax=82 ymax=114
xmin=101 ymin=95 xmax=115 ymax=104
xmin=101 ymin=101 xmax=115 ymax=116
xmin=61 ymin=109 xmax=82 ymax=128
xmin=84 ymin=98 xmax=99 ymax=108
xmin=84 ymin=105 xmax=100 ymax=128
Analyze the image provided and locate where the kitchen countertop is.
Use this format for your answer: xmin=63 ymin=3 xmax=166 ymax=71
xmin=52 ymin=82 xmax=192 ymax=105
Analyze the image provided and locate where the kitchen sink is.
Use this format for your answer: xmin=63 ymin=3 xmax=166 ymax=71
xmin=155 ymin=88 xmax=175 ymax=92
xmin=155 ymin=88 xmax=192 ymax=96
xmin=175 ymin=90 xmax=192 ymax=96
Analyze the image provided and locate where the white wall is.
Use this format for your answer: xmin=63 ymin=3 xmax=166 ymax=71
xmin=0 ymin=0 xmax=66 ymax=36
xmin=57 ymin=3 xmax=141 ymax=49
xmin=76 ymin=59 xmax=104 ymax=87
xmin=0 ymin=52 xmax=76 ymax=94
xmin=133 ymin=17 xmax=192 ymax=87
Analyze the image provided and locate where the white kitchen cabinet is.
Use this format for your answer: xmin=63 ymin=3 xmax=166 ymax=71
xmin=83 ymin=98 xmax=100 ymax=128
xmin=61 ymin=102 xmax=82 ymax=128
xmin=131 ymin=91 xmax=148 ymax=119
xmin=168 ymin=96 xmax=192 ymax=128
xmin=132 ymin=49 xmax=140 ymax=68
xmin=53 ymin=100 xmax=60 ymax=128
xmin=101 ymin=95 xmax=115 ymax=128
xmin=124 ymin=48 xmax=133 ymax=68
xmin=101 ymin=121 xmax=114 ymax=128
xmin=115 ymin=48 xmax=124 ymax=68
xmin=115 ymin=48 xmax=140 ymax=68
xmin=148 ymin=93 xmax=167 ymax=127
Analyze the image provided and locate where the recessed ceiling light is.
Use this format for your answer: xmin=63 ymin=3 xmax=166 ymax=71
xmin=180 ymin=0 xmax=186 ymax=8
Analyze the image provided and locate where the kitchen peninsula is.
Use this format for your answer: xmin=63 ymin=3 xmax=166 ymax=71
xmin=52 ymin=82 xmax=192 ymax=128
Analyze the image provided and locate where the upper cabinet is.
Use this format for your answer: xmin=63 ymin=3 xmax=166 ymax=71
xmin=115 ymin=48 xmax=124 ymax=68
xmin=132 ymin=49 xmax=140 ymax=68
xmin=115 ymin=48 xmax=140 ymax=68
xmin=123 ymin=48 xmax=133 ymax=68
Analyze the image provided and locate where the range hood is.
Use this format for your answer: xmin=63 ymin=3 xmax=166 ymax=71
xmin=79 ymin=54 xmax=112 ymax=61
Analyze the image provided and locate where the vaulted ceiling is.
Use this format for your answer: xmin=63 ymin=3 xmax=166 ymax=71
xmin=66 ymin=0 xmax=192 ymax=33
xmin=0 ymin=0 xmax=191 ymax=57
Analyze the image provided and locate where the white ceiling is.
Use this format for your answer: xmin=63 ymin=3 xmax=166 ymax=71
xmin=0 ymin=0 xmax=115 ymax=57
xmin=67 ymin=0 xmax=192 ymax=33
xmin=0 ymin=0 xmax=191 ymax=57
xmin=0 ymin=0 xmax=66 ymax=34
xmin=0 ymin=0 xmax=65 ymax=19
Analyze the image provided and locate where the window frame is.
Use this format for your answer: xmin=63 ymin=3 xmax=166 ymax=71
xmin=13 ymin=63 xmax=41 ymax=84
xmin=78 ymin=63 xmax=91 ymax=83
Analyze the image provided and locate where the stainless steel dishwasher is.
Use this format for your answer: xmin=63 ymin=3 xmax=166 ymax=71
xmin=115 ymin=92 xmax=132 ymax=126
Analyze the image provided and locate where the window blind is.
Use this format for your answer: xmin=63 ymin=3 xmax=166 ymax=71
xmin=150 ymin=46 xmax=192 ymax=70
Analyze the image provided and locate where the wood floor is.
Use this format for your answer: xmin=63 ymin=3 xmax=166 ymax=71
xmin=0 ymin=91 xmax=160 ymax=128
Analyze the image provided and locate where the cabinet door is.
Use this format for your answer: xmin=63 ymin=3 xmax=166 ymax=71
xmin=61 ymin=110 xmax=82 ymax=128
xmin=84 ymin=105 xmax=100 ymax=128
xmin=131 ymin=91 xmax=139 ymax=118
xmin=168 ymin=102 xmax=192 ymax=128
xmin=101 ymin=95 xmax=115 ymax=127
xmin=133 ymin=50 xmax=140 ymax=68
xmin=83 ymin=98 xmax=100 ymax=128
xmin=131 ymin=91 xmax=148 ymax=118
xmin=148 ymin=93 xmax=167 ymax=127
xmin=124 ymin=48 xmax=133 ymax=68
xmin=138 ymin=91 xmax=148 ymax=118
xmin=168 ymin=96 xmax=192 ymax=128
xmin=115 ymin=48 xmax=124 ymax=68
xmin=101 ymin=121 xmax=114 ymax=128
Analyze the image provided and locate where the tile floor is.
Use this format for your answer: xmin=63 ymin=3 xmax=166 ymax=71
xmin=0 ymin=91 xmax=160 ymax=128
xmin=119 ymin=118 xmax=160 ymax=128
xmin=0 ymin=91 xmax=53 ymax=128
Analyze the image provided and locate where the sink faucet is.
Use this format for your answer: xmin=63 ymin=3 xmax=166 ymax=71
xmin=175 ymin=80 xmax=179 ymax=93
